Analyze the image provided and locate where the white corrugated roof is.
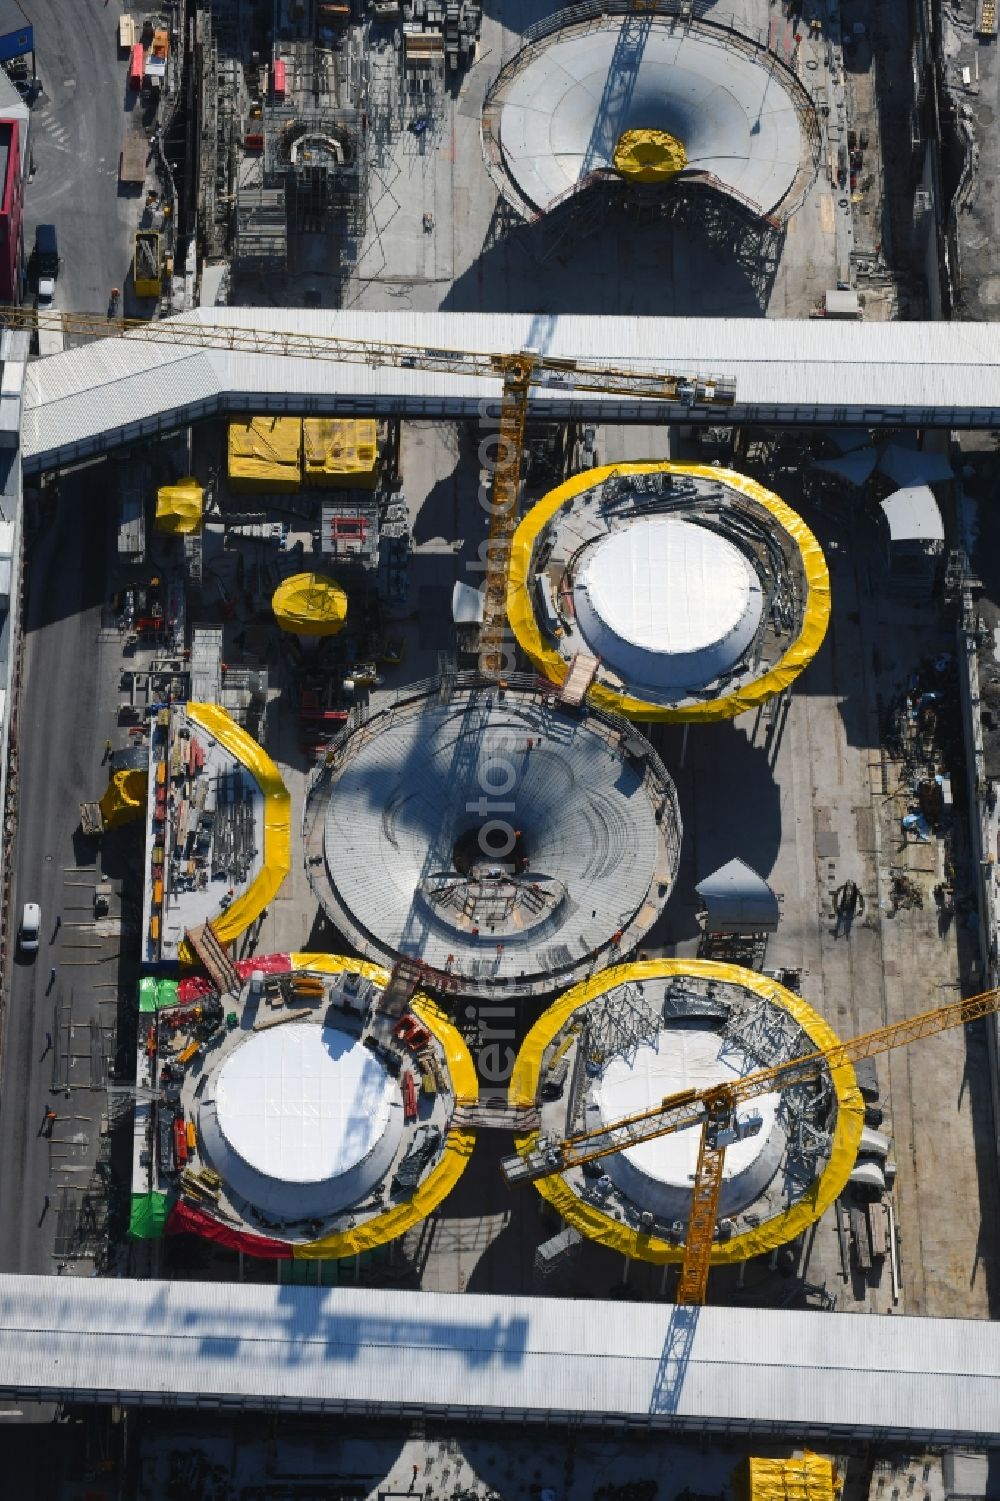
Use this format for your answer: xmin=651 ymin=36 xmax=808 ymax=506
xmin=0 ymin=1274 xmax=995 ymax=1439
xmin=20 ymin=312 xmax=1000 ymax=469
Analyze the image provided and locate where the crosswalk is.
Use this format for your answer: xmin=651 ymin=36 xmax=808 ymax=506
xmin=33 ymin=109 xmax=72 ymax=155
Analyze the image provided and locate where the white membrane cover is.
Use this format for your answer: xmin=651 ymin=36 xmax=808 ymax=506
xmin=573 ymin=517 xmax=763 ymax=692
xmin=201 ymin=1024 xmax=404 ymax=1220
xmin=495 ymin=22 xmax=807 ymax=216
xmin=594 ymin=1029 xmax=784 ymax=1222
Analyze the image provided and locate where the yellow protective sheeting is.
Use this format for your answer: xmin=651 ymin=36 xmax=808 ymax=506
xmin=302 ymin=418 xmax=379 ymax=489
xmin=507 ymin=462 xmax=831 ymax=723
xmin=178 ymin=704 xmax=291 ymax=962
xmin=291 ymin=966 xmax=477 ymax=1260
xmin=227 ymin=416 xmax=302 ymax=490
xmin=613 ymin=128 xmax=687 ymax=181
xmin=155 ymin=479 xmax=204 ymax=535
xmin=99 ymin=768 xmax=148 ymax=830
xmin=272 ymin=572 xmax=348 ymax=637
xmin=738 ymin=1455 xmax=839 ymax=1501
xmin=508 ymin=959 xmax=863 ymax=1267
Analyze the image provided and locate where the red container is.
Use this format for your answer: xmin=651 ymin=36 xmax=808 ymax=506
xmin=128 ymin=43 xmax=144 ymax=90
xmin=272 ymin=58 xmax=286 ymax=100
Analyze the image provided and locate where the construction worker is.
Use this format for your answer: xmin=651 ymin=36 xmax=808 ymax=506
xmin=48 ymin=965 xmax=56 ymax=984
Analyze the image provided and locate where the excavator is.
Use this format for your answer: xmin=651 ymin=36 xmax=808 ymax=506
xmin=501 ymin=983 xmax=1000 ymax=1304
xmin=0 ymin=303 xmax=736 ymax=679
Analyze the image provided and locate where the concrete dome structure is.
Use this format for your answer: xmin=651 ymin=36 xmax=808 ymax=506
xmin=481 ymin=12 xmax=819 ymax=226
xmin=508 ymin=959 xmax=864 ymax=1267
xmin=593 ymin=1031 xmax=785 ymax=1223
xmin=131 ymin=955 xmax=478 ymax=1259
xmin=199 ymin=1022 xmax=405 ymax=1221
xmin=507 ymin=462 xmax=830 ymax=721
xmin=303 ymin=674 xmax=682 ymax=998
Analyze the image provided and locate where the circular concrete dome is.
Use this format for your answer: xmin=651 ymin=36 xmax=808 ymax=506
xmin=200 ymin=1024 xmax=404 ymax=1220
xmin=508 ymin=462 xmax=831 ymax=722
xmin=509 ymin=959 xmax=865 ymax=1268
xmin=573 ymin=518 xmax=763 ymax=692
xmin=483 ymin=16 xmax=817 ymax=222
xmin=594 ymin=1031 xmax=784 ymax=1222
xmin=304 ymin=679 xmax=682 ymax=998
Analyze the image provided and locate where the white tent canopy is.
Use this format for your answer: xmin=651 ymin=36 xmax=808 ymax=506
xmin=695 ymin=857 xmax=780 ymax=933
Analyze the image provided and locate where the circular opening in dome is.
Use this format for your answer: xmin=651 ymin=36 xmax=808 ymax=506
xmin=453 ymin=824 xmax=530 ymax=875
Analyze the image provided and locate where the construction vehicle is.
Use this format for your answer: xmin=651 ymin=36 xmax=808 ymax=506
xmin=79 ymin=802 xmax=103 ymax=838
xmin=133 ymin=230 xmax=160 ymax=299
xmin=501 ymin=983 xmax=1000 ymax=1305
xmin=0 ymin=302 xmax=736 ymax=681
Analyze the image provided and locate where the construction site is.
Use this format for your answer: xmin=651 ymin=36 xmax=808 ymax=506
xmin=0 ymin=0 xmax=999 ymax=1495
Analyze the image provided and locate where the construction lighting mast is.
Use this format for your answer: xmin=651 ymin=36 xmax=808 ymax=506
xmin=0 ymin=307 xmax=736 ymax=677
xmin=501 ymin=984 xmax=1000 ymax=1305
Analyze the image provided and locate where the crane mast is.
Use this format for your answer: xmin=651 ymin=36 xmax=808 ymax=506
xmin=478 ymin=355 xmax=532 ymax=678
xmin=502 ymin=983 xmax=1000 ymax=1303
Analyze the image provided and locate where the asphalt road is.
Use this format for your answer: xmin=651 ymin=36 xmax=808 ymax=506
xmin=22 ymin=0 xmax=141 ymax=313
xmin=0 ymin=473 xmax=119 ymax=1275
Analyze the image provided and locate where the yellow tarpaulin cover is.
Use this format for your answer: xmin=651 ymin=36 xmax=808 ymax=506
xmin=508 ymin=461 xmax=831 ymax=723
xmin=738 ymin=1455 xmax=840 ymax=1501
xmin=155 ymin=479 xmax=203 ymax=535
xmin=508 ymin=959 xmax=863 ymax=1267
xmin=177 ymin=704 xmax=291 ymax=962
xmin=289 ymin=958 xmax=478 ymax=1261
xmin=99 ymin=768 xmax=148 ymax=830
xmin=302 ymin=418 xmax=378 ymax=489
xmin=227 ymin=417 xmax=302 ymax=490
xmin=613 ymin=128 xmax=687 ymax=181
xmin=272 ymin=572 xmax=348 ymax=636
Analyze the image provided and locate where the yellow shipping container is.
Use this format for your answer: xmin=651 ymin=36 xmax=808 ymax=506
xmin=734 ymin=1455 xmax=840 ymax=1501
xmin=228 ymin=416 xmax=302 ymax=490
xmin=302 ymin=418 xmax=378 ymax=489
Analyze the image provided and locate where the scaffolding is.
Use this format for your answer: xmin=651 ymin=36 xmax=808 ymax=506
xmin=196 ymin=8 xmax=239 ymax=262
xmin=585 ymin=981 xmax=662 ymax=1068
xmin=230 ymin=104 xmax=368 ymax=289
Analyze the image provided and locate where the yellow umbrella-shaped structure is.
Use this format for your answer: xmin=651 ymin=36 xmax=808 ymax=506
xmin=272 ymin=572 xmax=348 ymax=637
xmin=613 ymin=128 xmax=687 ymax=183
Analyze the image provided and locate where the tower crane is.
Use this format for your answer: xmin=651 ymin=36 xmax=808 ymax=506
xmin=501 ymin=983 xmax=1000 ymax=1305
xmin=0 ymin=304 xmax=736 ymax=678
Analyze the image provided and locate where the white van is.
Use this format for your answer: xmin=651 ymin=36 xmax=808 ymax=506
xmin=18 ymin=902 xmax=40 ymax=954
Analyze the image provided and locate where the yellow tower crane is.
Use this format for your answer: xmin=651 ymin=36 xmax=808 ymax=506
xmin=501 ymin=984 xmax=1000 ymax=1305
xmin=0 ymin=306 xmax=737 ymax=679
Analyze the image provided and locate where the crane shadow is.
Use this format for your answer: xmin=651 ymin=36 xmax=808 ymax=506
xmin=648 ymin=1303 xmax=699 ymax=1416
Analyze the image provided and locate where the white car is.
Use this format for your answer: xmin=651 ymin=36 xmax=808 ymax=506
xmin=18 ymin=902 xmax=40 ymax=954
